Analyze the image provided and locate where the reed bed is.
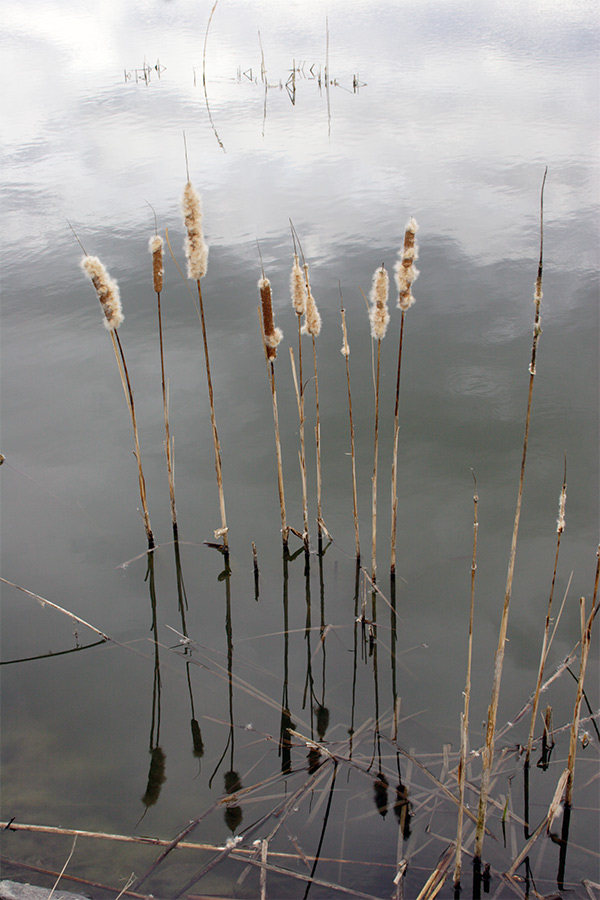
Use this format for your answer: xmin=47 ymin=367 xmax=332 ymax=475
xmin=2 ymin=167 xmax=597 ymax=899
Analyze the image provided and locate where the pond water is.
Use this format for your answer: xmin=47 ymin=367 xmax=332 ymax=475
xmin=1 ymin=1 xmax=598 ymax=897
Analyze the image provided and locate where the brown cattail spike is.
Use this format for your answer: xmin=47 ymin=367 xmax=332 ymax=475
xmin=259 ymin=276 xmax=283 ymax=360
xmin=81 ymin=256 xmax=124 ymax=330
xmin=395 ymin=218 xmax=419 ymax=311
xmin=149 ymin=234 xmax=164 ymax=294
xmin=182 ymin=181 xmax=209 ymax=280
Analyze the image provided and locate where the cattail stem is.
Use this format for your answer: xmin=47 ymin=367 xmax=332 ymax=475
xmin=290 ymin=344 xmax=309 ymax=548
xmin=151 ymin=234 xmax=178 ymax=539
xmin=196 ymin=278 xmax=228 ymax=549
xmin=473 ymin=167 xmax=547 ymax=872
xmin=257 ymin=299 xmax=288 ymax=547
xmin=390 ymin=310 xmax=406 ymax=575
xmin=312 ymin=334 xmax=323 ymax=550
xmin=340 ymin=293 xmax=359 ymax=560
xmin=453 ymin=472 xmax=478 ymax=892
xmin=110 ymin=330 xmax=155 ymax=549
xmin=371 ymin=339 xmax=382 ymax=583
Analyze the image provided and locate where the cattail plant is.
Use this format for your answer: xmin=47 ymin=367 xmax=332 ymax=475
xmin=289 ymin=247 xmax=309 ymax=546
xmin=473 ymin=168 xmax=547 ymax=887
xmin=258 ymin=272 xmax=288 ymax=547
xmin=369 ymin=264 xmax=390 ymax=583
xmin=149 ymin=231 xmax=179 ymax=541
xmin=80 ymin=254 xmax=154 ymax=550
xmin=301 ymin=261 xmax=324 ymax=550
xmin=182 ymin=177 xmax=228 ymax=550
xmin=390 ymin=218 xmax=419 ymax=577
xmin=340 ymin=288 xmax=360 ymax=560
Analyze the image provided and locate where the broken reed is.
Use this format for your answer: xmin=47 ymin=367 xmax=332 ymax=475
xmin=80 ymin=254 xmax=155 ymax=550
xmin=182 ymin=179 xmax=228 ymax=550
xmin=473 ymin=167 xmax=547 ymax=880
xmin=150 ymin=232 xmax=179 ymax=540
xmin=258 ymin=274 xmax=288 ymax=547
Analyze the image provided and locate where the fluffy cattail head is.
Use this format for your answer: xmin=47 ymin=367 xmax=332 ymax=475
xmin=259 ymin=276 xmax=283 ymax=360
xmin=395 ymin=217 xmax=419 ymax=311
xmin=149 ymin=234 xmax=164 ymax=293
xmin=182 ymin=181 xmax=208 ymax=280
xmin=557 ymin=484 xmax=567 ymax=534
xmin=80 ymin=255 xmax=124 ymax=330
xmin=340 ymin=312 xmax=350 ymax=357
xmin=301 ymin=264 xmax=322 ymax=337
xmin=369 ymin=264 xmax=390 ymax=341
xmin=290 ymin=254 xmax=307 ymax=316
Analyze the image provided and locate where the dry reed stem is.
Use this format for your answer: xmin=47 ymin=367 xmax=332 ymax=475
xmin=110 ymin=329 xmax=155 ymax=548
xmin=290 ymin=345 xmax=309 ymax=545
xmin=340 ymin=292 xmax=360 ymax=559
xmin=564 ymin=594 xmax=596 ymax=805
xmin=150 ymin=233 xmax=178 ymax=534
xmin=371 ymin=338 xmax=382 ymax=583
xmin=505 ymin=767 xmax=569 ymax=876
xmin=257 ymin=304 xmax=288 ymax=545
xmin=474 ymin=168 xmax=547 ymax=866
xmin=525 ymin=460 xmax=567 ymax=765
xmin=453 ymin=472 xmax=478 ymax=891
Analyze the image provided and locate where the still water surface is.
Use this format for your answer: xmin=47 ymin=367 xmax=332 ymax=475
xmin=1 ymin=1 xmax=598 ymax=896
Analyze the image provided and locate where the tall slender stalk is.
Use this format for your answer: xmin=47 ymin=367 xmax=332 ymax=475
xmin=523 ymin=458 xmax=567 ymax=836
xmin=368 ymin=264 xmax=390 ymax=583
xmin=182 ymin=178 xmax=228 ymax=550
xmin=473 ymin=167 xmax=547 ymax=884
xmin=340 ymin=288 xmax=360 ymax=560
xmin=80 ymin=254 xmax=154 ymax=549
xmin=290 ymin=247 xmax=309 ymax=546
xmin=149 ymin=231 xmax=179 ymax=540
xmin=390 ymin=218 xmax=419 ymax=577
xmin=257 ymin=271 xmax=288 ymax=547
xmin=453 ymin=472 xmax=478 ymax=893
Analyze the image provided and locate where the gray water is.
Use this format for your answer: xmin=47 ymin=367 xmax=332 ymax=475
xmin=1 ymin=1 xmax=598 ymax=897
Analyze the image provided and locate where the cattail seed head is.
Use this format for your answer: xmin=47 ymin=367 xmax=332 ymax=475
xmin=80 ymin=255 xmax=124 ymax=330
xmin=290 ymin=254 xmax=307 ymax=316
xmin=341 ymin=313 xmax=350 ymax=357
xmin=557 ymin=485 xmax=567 ymax=533
xmin=182 ymin=181 xmax=209 ymax=280
xmin=301 ymin=264 xmax=322 ymax=337
xmin=259 ymin=276 xmax=283 ymax=360
xmin=149 ymin=234 xmax=164 ymax=293
xmin=369 ymin=264 xmax=390 ymax=341
xmin=395 ymin=217 xmax=419 ymax=311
